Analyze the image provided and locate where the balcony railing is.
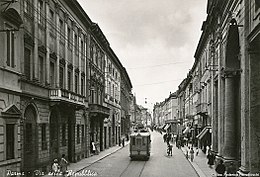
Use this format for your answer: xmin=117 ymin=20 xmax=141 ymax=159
xmin=49 ymin=88 xmax=85 ymax=105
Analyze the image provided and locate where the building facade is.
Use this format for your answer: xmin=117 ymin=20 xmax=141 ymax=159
xmin=120 ymin=68 xmax=133 ymax=138
xmin=104 ymin=48 xmax=121 ymax=147
xmin=0 ymin=0 xmax=133 ymax=176
xmin=174 ymin=0 xmax=260 ymax=174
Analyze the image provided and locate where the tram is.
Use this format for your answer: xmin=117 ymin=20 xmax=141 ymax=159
xmin=129 ymin=129 xmax=151 ymax=160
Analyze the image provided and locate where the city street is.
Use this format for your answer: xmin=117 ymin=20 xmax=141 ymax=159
xmin=77 ymin=131 xmax=198 ymax=177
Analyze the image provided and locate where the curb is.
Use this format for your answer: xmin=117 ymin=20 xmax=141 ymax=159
xmin=180 ymin=148 xmax=206 ymax=177
xmin=75 ymin=143 xmax=129 ymax=173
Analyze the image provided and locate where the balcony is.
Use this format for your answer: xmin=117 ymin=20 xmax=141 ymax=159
xmin=89 ymin=104 xmax=110 ymax=118
xmin=49 ymin=88 xmax=86 ymax=106
xmin=196 ymin=103 xmax=208 ymax=115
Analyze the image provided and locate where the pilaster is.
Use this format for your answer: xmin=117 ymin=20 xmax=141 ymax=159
xmin=55 ymin=5 xmax=60 ymax=88
xmin=72 ymin=21 xmax=76 ymax=92
xmin=33 ymin=0 xmax=39 ymax=80
xmin=45 ymin=0 xmax=50 ymax=84
xmin=64 ymin=13 xmax=69 ymax=90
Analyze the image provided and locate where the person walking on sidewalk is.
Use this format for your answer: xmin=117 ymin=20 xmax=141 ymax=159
xmin=51 ymin=159 xmax=60 ymax=176
xmin=60 ymin=154 xmax=69 ymax=177
xmin=122 ymin=138 xmax=125 ymax=147
xmin=215 ymin=159 xmax=226 ymax=177
xmin=195 ymin=147 xmax=199 ymax=156
xmin=185 ymin=146 xmax=190 ymax=159
xmin=207 ymin=150 xmax=215 ymax=168
xmin=190 ymin=147 xmax=195 ymax=162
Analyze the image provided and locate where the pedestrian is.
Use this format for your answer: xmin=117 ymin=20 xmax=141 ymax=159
xmin=166 ymin=133 xmax=171 ymax=145
xmin=226 ymin=162 xmax=236 ymax=175
xmin=60 ymin=154 xmax=68 ymax=177
xmin=207 ymin=151 xmax=215 ymax=168
xmin=167 ymin=143 xmax=173 ymax=156
xmin=163 ymin=133 xmax=167 ymax=143
xmin=177 ymin=139 xmax=181 ymax=149
xmin=91 ymin=141 xmax=96 ymax=155
xmin=190 ymin=147 xmax=195 ymax=162
xmin=206 ymin=145 xmax=210 ymax=155
xmin=195 ymin=147 xmax=199 ymax=156
xmin=215 ymin=159 xmax=226 ymax=177
xmin=51 ymin=159 xmax=60 ymax=176
xmin=122 ymin=138 xmax=125 ymax=147
xmin=186 ymin=146 xmax=190 ymax=159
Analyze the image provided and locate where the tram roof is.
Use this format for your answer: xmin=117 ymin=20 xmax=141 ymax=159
xmin=130 ymin=130 xmax=150 ymax=137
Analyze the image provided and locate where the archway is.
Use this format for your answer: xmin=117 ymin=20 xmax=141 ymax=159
xmin=23 ymin=104 xmax=38 ymax=175
xmin=223 ymin=18 xmax=241 ymax=161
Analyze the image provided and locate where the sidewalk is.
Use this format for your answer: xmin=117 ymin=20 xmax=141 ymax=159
xmin=43 ymin=141 xmax=129 ymax=177
xmin=180 ymin=146 xmax=216 ymax=177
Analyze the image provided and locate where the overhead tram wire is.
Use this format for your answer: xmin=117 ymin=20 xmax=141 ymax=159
xmin=134 ymin=78 xmax=183 ymax=87
xmin=127 ymin=61 xmax=191 ymax=69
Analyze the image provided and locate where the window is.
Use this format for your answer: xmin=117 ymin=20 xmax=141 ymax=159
xmin=24 ymin=48 xmax=31 ymax=79
xmin=39 ymin=0 xmax=45 ymax=25
xmin=59 ymin=67 xmax=64 ymax=88
xmin=62 ymin=124 xmax=66 ymax=146
xmin=90 ymin=86 xmax=95 ymax=103
xmin=74 ymin=34 xmax=78 ymax=55
xmin=59 ymin=19 xmax=64 ymax=35
xmin=81 ymin=125 xmax=84 ymax=143
xmin=81 ymin=40 xmax=84 ymax=56
xmin=68 ymin=70 xmax=72 ymax=91
xmin=81 ymin=76 xmax=85 ymax=96
xmin=24 ymin=0 xmax=33 ymax=16
xmin=77 ymin=125 xmax=80 ymax=144
xmin=41 ymin=124 xmax=47 ymax=150
xmin=6 ymin=25 xmax=15 ymax=68
xmin=50 ymin=62 xmax=55 ymax=87
xmin=67 ymin=27 xmax=71 ymax=48
xmin=75 ymin=74 xmax=78 ymax=93
xmin=90 ymin=45 xmax=93 ymax=61
xmin=49 ymin=9 xmax=54 ymax=33
xmin=6 ymin=124 xmax=15 ymax=160
xmin=39 ymin=56 xmax=44 ymax=83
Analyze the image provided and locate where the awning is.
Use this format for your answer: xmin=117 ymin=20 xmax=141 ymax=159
xmin=164 ymin=124 xmax=170 ymax=130
xmin=183 ymin=127 xmax=190 ymax=134
xmin=196 ymin=126 xmax=211 ymax=139
xmin=162 ymin=124 xmax=166 ymax=129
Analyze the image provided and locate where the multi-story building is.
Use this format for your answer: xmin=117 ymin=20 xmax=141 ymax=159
xmin=174 ymin=0 xmax=260 ymax=174
xmin=0 ymin=0 xmax=133 ymax=176
xmin=104 ymin=48 xmax=121 ymax=147
xmin=19 ymin=0 xmax=93 ymax=174
xmin=164 ymin=92 xmax=178 ymax=134
xmin=153 ymin=93 xmax=178 ymax=133
xmin=88 ymin=23 xmax=110 ymax=153
xmin=0 ymin=1 xmax=23 ymax=175
xmin=120 ymin=67 xmax=133 ymax=138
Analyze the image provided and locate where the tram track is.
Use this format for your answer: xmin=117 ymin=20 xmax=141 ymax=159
xmin=118 ymin=159 xmax=148 ymax=177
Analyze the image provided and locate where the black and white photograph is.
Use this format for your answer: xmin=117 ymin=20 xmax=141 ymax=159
xmin=0 ymin=0 xmax=260 ymax=176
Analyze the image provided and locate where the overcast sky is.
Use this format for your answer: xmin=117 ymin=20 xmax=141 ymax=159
xmin=78 ymin=0 xmax=208 ymax=111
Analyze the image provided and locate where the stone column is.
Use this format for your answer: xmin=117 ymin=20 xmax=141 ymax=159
xmin=222 ymin=69 xmax=239 ymax=160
